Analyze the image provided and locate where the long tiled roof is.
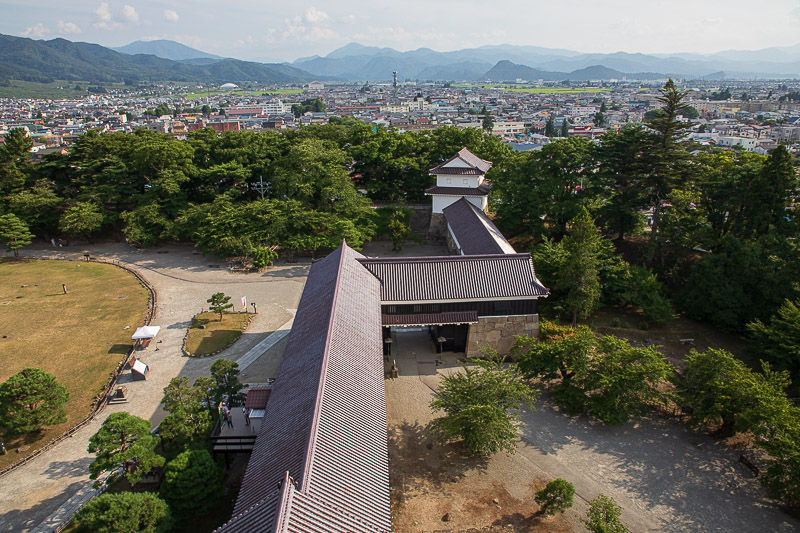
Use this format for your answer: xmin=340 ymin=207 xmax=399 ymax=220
xmin=382 ymin=311 xmax=479 ymax=326
xmin=443 ymin=198 xmax=516 ymax=256
xmin=218 ymin=243 xmax=390 ymax=533
xmin=429 ymin=146 xmax=492 ymax=174
xmin=358 ymin=254 xmax=549 ymax=303
xmin=424 ymin=184 xmax=491 ymax=197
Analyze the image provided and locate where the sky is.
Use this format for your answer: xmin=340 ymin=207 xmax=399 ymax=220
xmin=4 ymin=0 xmax=800 ymax=63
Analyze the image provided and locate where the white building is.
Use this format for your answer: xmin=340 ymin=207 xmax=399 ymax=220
xmin=425 ymin=147 xmax=491 ymax=214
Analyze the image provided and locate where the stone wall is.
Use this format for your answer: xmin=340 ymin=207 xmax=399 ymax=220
xmin=466 ymin=314 xmax=539 ymax=357
xmin=428 ymin=212 xmax=448 ymax=242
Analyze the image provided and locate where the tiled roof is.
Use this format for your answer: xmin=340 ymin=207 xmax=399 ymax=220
xmin=429 ymin=147 xmax=492 ymax=174
xmin=382 ymin=311 xmax=478 ymax=326
xmin=443 ymin=198 xmax=516 ymax=255
xmin=358 ymin=254 xmax=549 ymax=303
xmin=430 ymin=167 xmax=484 ymax=175
xmin=218 ymin=243 xmax=390 ymax=533
xmin=245 ymin=387 xmax=271 ymax=410
xmin=424 ymin=184 xmax=491 ymax=197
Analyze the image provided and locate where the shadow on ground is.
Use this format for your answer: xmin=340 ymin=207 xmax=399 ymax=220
xmin=0 ymin=481 xmax=84 ymax=533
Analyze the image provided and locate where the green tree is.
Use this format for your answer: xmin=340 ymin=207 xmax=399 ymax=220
xmin=0 ymin=213 xmax=34 ymax=260
xmin=582 ymin=494 xmax=628 ymax=533
xmin=160 ymin=449 xmax=224 ymax=517
xmin=678 ymin=348 xmax=789 ymax=438
xmin=585 ymin=336 xmax=675 ymax=425
xmin=0 ymin=128 xmax=33 ymax=196
xmin=158 ymin=377 xmax=213 ymax=452
xmin=560 ymin=208 xmax=602 ymax=326
xmin=0 ymin=367 xmax=68 ymax=436
xmin=593 ymin=124 xmax=653 ymax=240
xmin=593 ymin=111 xmax=605 ymax=127
xmin=207 ymin=292 xmax=233 ymax=321
xmin=73 ymin=492 xmax=171 ymax=533
xmin=645 ymin=79 xmax=692 ymax=264
xmin=482 ymin=109 xmax=495 ymax=132
xmin=561 ymin=118 xmax=569 ymax=137
xmin=514 ymin=321 xmax=594 ymax=413
xmin=7 ymin=180 xmax=62 ymax=235
xmin=210 ymin=358 xmax=242 ymax=405
xmin=59 ymin=201 xmax=105 ymax=242
xmin=545 ymin=115 xmax=555 ymax=137
xmin=748 ymin=299 xmax=800 ymax=388
xmin=88 ymin=412 xmax=164 ymax=487
xmin=535 ymin=478 xmax=575 ymax=516
xmin=429 ymin=353 xmax=536 ymax=457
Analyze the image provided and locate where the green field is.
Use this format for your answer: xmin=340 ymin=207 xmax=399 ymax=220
xmin=0 ymin=80 xmax=128 ymax=99
xmin=0 ymin=259 xmax=150 ymax=468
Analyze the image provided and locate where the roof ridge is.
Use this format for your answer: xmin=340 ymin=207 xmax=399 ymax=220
xmin=300 ymin=244 xmax=349 ymax=492
xmin=358 ymin=252 xmax=531 ymax=264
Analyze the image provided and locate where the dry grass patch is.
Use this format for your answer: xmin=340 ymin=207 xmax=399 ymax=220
xmin=0 ymin=259 xmax=150 ymax=469
xmin=183 ymin=312 xmax=251 ymax=356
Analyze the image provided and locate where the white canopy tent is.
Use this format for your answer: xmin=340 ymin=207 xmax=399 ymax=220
xmin=131 ymin=326 xmax=160 ymax=340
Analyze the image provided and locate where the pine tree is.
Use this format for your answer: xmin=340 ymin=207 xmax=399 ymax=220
xmin=561 ymin=118 xmax=570 ymax=137
xmin=0 ymin=367 xmax=69 ymax=436
xmin=207 ymin=292 xmax=233 ymax=321
xmin=559 ymin=207 xmax=602 ymax=326
xmin=545 ymin=115 xmax=555 ymax=137
xmin=0 ymin=213 xmax=34 ymax=260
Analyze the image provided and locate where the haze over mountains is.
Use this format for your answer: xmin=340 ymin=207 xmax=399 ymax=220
xmin=2 ymin=33 xmax=800 ymax=87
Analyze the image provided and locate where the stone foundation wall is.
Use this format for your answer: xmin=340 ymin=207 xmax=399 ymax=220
xmin=444 ymin=225 xmax=460 ymax=255
xmin=466 ymin=314 xmax=539 ymax=357
xmin=428 ymin=213 xmax=448 ymax=242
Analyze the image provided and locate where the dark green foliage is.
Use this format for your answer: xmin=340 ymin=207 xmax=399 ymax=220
xmin=680 ymin=235 xmax=800 ymax=330
xmin=748 ymin=299 xmax=800 ymax=388
xmin=678 ymin=348 xmax=789 ymax=438
xmin=160 ymin=449 xmax=224 ymax=517
xmin=207 ymin=292 xmax=233 ymax=321
xmin=0 ymin=128 xmax=32 ymax=196
xmin=88 ymin=412 xmax=164 ymax=487
xmin=545 ymin=115 xmax=555 ymax=137
xmin=560 ymin=208 xmax=602 ymax=326
xmin=482 ymin=110 xmax=494 ymax=132
xmin=291 ymin=98 xmax=326 ymax=117
xmin=73 ymin=492 xmax=171 ymax=533
xmin=0 ymin=367 xmax=68 ymax=436
xmin=59 ymin=201 xmax=105 ymax=241
xmin=514 ymin=328 xmax=675 ymax=425
xmin=584 ymin=336 xmax=675 ymax=425
xmin=535 ymin=478 xmax=575 ymax=515
xmin=159 ymin=377 xmax=213 ymax=453
xmin=210 ymin=359 xmax=242 ymax=406
xmin=0 ymin=212 xmax=34 ymax=259
xmin=6 ymin=180 xmax=62 ymax=235
xmin=582 ymin=494 xmax=628 ymax=533
xmin=429 ymin=353 xmax=537 ymax=457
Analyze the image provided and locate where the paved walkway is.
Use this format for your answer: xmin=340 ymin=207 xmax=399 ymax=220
xmin=0 ymin=243 xmax=308 ymax=532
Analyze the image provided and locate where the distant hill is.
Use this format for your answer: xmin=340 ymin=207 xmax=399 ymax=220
xmin=483 ymin=60 xmax=562 ymax=81
xmin=294 ymin=41 xmax=800 ymax=81
xmin=113 ymin=39 xmax=223 ymax=61
xmin=0 ymin=34 xmax=317 ymax=85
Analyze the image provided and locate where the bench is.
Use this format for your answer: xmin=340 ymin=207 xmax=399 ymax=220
xmin=679 ymin=338 xmax=695 ymax=346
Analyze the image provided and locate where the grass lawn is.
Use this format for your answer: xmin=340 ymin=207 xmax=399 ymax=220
xmin=183 ymin=312 xmax=251 ymax=357
xmin=0 ymin=259 xmax=150 ymax=469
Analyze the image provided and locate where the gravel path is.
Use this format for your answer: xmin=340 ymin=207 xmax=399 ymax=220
xmin=0 ymin=243 xmax=307 ymax=532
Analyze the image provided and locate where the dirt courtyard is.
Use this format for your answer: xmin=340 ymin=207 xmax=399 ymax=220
xmin=386 ymin=329 xmax=574 ymax=533
xmin=385 ymin=329 xmax=800 ymax=533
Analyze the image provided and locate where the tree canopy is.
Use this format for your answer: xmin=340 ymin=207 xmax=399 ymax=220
xmin=0 ymin=367 xmax=68 ymax=436
xmin=88 ymin=412 xmax=165 ymax=487
xmin=73 ymin=491 xmax=171 ymax=533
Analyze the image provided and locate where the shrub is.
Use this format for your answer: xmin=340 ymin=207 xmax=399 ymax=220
xmin=534 ymin=478 xmax=575 ymax=515
xmin=160 ymin=449 xmax=224 ymax=516
xmin=74 ymin=492 xmax=171 ymax=533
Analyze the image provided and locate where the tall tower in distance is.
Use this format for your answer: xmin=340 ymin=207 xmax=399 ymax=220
xmin=392 ymin=71 xmax=398 ymax=104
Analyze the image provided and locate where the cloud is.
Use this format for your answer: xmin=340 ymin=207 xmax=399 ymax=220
xmin=93 ymin=2 xmax=120 ymax=30
xmin=122 ymin=5 xmax=139 ymax=23
xmin=305 ymin=7 xmax=329 ymax=24
xmin=22 ymin=23 xmax=49 ymax=38
xmin=57 ymin=21 xmax=81 ymax=34
xmin=163 ymin=9 xmax=179 ymax=22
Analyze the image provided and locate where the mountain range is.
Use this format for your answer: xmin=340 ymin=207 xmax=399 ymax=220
xmin=291 ymin=42 xmax=800 ymax=81
xmin=0 ymin=34 xmax=317 ymax=86
xmin=2 ymin=34 xmax=800 ymax=89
